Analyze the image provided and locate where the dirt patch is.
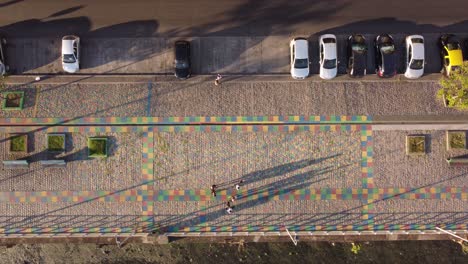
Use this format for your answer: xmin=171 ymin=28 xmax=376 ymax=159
xmin=0 ymin=241 xmax=466 ymax=264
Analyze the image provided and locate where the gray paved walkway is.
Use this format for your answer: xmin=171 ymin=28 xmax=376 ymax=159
xmin=2 ymin=79 xmax=467 ymax=119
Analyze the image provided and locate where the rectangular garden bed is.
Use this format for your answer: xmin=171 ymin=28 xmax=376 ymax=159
xmin=88 ymin=137 xmax=108 ymax=158
xmin=2 ymin=91 xmax=25 ymax=110
xmin=9 ymin=133 xmax=28 ymax=153
xmin=406 ymin=135 xmax=426 ymax=155
xmin=47 ymin=133 xmax=65 ymax=152
xmin=446 ymin=131 xmax=466 ymax=150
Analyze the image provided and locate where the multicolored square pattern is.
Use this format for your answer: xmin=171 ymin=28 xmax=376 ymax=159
xmin=0 ymin=115 xmax=466 ymax=234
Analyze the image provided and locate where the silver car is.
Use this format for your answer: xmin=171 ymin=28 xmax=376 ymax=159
xmin=62 ymin=35 xmax=80 ymax=73
xmin=0 ymin=37 xmax=8 ymax=76
xmin=404 ymin=35 xmax=424 ymax=79
xmin=290 ymin=38 xmax=310 ymax=79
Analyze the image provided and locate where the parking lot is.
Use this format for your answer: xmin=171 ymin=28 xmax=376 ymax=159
xmin=3 ymin=33 xmax=468 ymax=76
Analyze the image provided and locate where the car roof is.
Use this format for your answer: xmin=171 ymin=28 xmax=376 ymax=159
xmin=175 ymin=41 xmax=189 ymax=60
xmin=323 ymin=43 xmax=337 ymax=59
xmin=411 ymin=43 xmax=424 ymax=59
xmin=294 ymin=39 xmax=308 ymax=59
xmin=352 ymin=51 xmax=366 ymax=71
xmin=382 ymin=53 xmax=396 ymax=72
xmin=448 ymin=49 xmax=463 ymax=65
xmin=61 ymin=39 xmax=74 ymax=55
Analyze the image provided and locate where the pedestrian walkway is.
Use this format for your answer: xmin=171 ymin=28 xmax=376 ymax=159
xmin=0 ymin=115 xmax=466 ymax=235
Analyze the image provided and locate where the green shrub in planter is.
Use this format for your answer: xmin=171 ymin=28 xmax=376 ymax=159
xmin=10 ymin=134 xmax=27 ymax=152
xmin=47 ymin=134 xmax=65 ymax=152
xmin=447 ymin=131 xmax=466 ymax=150
xmin=88 ymin=137 xmax=108 ymax=157
xmin=406 ymin=135 xmax=425 ymax=155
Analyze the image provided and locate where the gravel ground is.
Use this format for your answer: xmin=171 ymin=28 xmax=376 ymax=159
xmin=0 ymin=241 xmax=466 ymax=264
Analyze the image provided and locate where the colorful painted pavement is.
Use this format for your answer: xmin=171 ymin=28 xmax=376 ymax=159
xmin=0 ymin=115 xmax=467 ymax=234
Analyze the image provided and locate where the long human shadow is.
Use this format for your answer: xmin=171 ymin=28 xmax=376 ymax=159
xmin=156 ymin=156 xmax=348 ymax=231
xmin=156 ymin=169 xmax=468 ymax=232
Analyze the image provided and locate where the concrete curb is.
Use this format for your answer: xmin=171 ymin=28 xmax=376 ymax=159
xmin=3 ymin=73 xmax=443 ymax=84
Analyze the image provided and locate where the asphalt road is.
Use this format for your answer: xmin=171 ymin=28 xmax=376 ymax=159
xmin=0 ymin=0 xmax=468 ymax=37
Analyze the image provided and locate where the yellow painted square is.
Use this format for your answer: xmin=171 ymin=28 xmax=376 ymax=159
xmin=314 ymin=116 xmax=320 ymax=122
xmin=51 ymin=197 xmax=58 ymax=202
xmin=331 ymin=194 xmax=336 ymax=199
xmin=362 ymin=116 xmax=367 ymax=121
xmin=273 ymin=116 xmax=279 ymax=122
xmin=293 ymin=116 xmax=299 ymax=121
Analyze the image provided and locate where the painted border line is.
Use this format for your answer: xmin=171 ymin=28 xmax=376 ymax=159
xmin=1 ymin=187 xmax=466 ymax=203
xmin=0 ymin=115 xmax=372 ymax=126
xmin=140 ymin=131 xmax=154 ymax=232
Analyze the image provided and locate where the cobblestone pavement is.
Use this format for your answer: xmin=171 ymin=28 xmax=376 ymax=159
xmin=1 ymin=80 xmax=466 ymax=119
xmin=0 ymin=116 xmax=466 ymax=234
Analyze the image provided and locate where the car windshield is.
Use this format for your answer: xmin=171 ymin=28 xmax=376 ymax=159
xmin=323 ymin=38 xmax=336 ymax=44
xmin=323 ymin=59 xmax=337 ymax=69
xmin=352 ymin=44 xmax=366 ymax=53
xmin=447 ymin=43 xmax=460 ymax=50
xmin=294 ymin=58 xmax=308 ymax=69
xmin=175 ymin=60 xmax=188 ymax=69
xmin=410 ymin=59 xmax=424 ymax=70
xmin=380 ymin=44 xmax=395 ymax=54
xmin=63 ymin=54 xmax=76 ymax=63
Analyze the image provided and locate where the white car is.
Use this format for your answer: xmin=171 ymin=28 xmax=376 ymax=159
xmin=404 ymin=35 xmax=424 ymax=79
xmin=0 ymin=37 xmax=7 ymax=76
xmin=319 ymin=34 xmax=338 ymax=79
xmin=290 ymin=38 xmax=309 ymax=79
xmin=62 ymin=35 xmax=80 ymax=73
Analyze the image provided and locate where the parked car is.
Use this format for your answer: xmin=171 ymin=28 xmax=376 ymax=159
xmin=290 ymin=38 xmax=309 ymax=79
xmin=375 ymin=34 xmax=396 ymax=78
xmin=61 ymin=35 xmax=80 ymax=73
xmin=174 ymin=40 xmax=191 ymax=79
xmin=319 ymin=34 xmax=338 ymax=79
xmin=347 ymin=34 xmax=367 ymax=78
xmin=0 ymin=37 xmax=7 ymax=76
xmin=440 ymin=34 xmax=463 ymax=76
xmin=404 ymin=35 xmax=425 ymax=79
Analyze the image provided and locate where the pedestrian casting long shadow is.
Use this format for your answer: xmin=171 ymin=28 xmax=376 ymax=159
xmin=156 ymin=156 xmax=350 ymax=231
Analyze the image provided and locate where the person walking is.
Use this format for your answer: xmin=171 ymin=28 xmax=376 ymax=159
xmin=210 ymin=184 xmax=217 ymax=197
xmin=235 ymin=179 xmax=244 ymax=191
xmin=214 ymin=74 xmax=222 ymax=86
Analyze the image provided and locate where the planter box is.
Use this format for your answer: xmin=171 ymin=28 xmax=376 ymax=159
xmin=9 ymin=134 xmax=27 ymax=153
xmin=47 ymin=133 xmax=65 ymax=152
xmin=406 ymin=135 xmax=426 ymax=155
xmin=2 ymin=91 xmax=25 ymax=110
xmin=88 ymin=137 xmax=108 ymax=158
xmin=446 ymin=131 xmax=466 ymax=150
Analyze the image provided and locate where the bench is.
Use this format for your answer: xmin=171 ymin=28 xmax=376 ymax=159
xmin=446 ymin=158 xmax=468 ymax=167
xmin=40 ymin=160 xmax=66 ymax=168
xmin=2 ymin=160 xmax=29 ymax=169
